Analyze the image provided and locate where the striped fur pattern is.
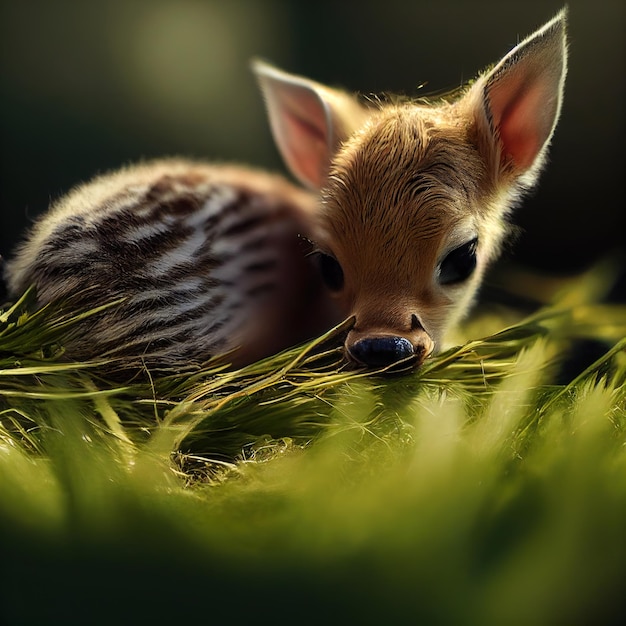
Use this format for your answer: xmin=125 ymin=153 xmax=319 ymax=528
xmin=6 ymin=160 xmax=334 ymax=370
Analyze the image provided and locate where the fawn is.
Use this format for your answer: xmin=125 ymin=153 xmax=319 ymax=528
xmin=4 ymin=10 xmax=567 ymax=372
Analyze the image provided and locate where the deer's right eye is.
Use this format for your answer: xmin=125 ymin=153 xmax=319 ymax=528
xmin=317 ymin=252 xmax=344 ymax=291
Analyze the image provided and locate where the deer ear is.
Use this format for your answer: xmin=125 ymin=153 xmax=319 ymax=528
xmin=252 ymin=60 xmax=365 ymax=190
xmin=471 ymin=9 xmax=567 ymax=183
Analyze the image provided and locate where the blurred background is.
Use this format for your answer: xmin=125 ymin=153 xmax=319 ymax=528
xmin=1 ymin=0 xmax=624 ymax=292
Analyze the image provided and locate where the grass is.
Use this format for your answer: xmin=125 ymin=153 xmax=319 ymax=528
xmin=0 ymin=265 xmax=625 ymax=625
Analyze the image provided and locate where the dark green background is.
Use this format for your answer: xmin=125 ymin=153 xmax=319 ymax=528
xmin=1 ymin=0 xmax=624 ymax=277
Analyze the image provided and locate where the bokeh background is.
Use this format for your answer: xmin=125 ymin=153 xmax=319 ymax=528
xmin=1 ymin=0 xmax=624 ymax=288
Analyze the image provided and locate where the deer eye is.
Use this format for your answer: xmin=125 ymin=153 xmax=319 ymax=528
xmin=317 ymin=252 xmax=344 ymax=291
xmin=439 ymin=238 xmax=478 ymax=285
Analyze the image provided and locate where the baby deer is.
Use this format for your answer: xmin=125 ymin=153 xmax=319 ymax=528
xmin=4 ymin=10 xmax=567 ymax=372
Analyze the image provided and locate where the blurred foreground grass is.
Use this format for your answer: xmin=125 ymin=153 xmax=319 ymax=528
xmin=1 ymin=265 xmax=625 ymax=625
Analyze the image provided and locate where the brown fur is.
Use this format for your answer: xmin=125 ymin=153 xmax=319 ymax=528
xmin=4 ymin=12 xmax=567 ymax=372
xmin=315 ymin=104 xmax=502 ymax=354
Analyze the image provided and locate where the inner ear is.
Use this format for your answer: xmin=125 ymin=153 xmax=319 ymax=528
xmin=253 ymin=60 xmax=368 ymax=190
xmin=471 ymin=10 xmax=567 ymax=178
xmin=487 ymin=65 xmax=561 ymax=172
xmin=273 ymin=84 xmax=331 ymax=189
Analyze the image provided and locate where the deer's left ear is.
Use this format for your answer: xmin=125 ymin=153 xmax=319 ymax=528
xmin=252 ymin=60 xmax=366 ymax=190
xmin=469 ymin=9 xmax=568 ymax=185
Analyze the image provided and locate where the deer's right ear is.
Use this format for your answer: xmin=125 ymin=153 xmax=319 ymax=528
xmin=252 ymin=60 xmax=365 ymax=190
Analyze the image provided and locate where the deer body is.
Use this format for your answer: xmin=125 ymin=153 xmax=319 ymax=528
xmin=5 ymin=161 xmax=337 ymax=369
xmin=4 ymin=11 xmax=567 ymax=371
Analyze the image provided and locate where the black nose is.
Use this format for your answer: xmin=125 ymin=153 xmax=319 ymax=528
xmin=348 ymin=336 xmax=415 ymax=368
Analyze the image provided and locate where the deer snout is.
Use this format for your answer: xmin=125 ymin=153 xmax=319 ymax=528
xmin=346 ymin=326 xmax=435 ymax=369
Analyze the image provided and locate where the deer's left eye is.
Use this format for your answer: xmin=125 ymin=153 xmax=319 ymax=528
xmin=438 ymin=238 xmax=478 ymax=285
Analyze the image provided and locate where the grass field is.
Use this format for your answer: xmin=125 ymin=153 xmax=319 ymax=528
xmin=1 ymin=267 xmax=625 ymax=625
